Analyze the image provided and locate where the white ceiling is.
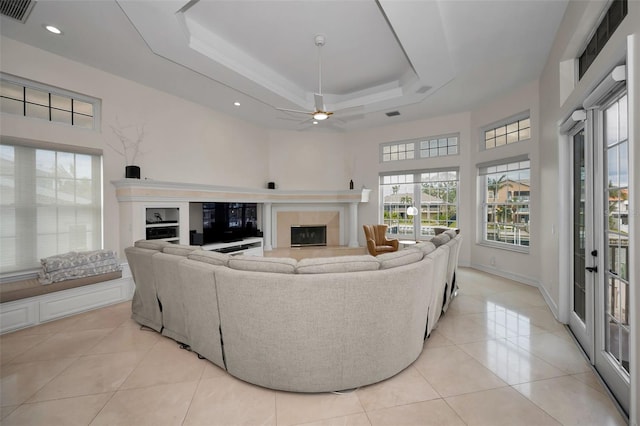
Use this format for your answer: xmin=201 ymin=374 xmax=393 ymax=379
xmin=0 ymin=0 xmax=569 ymax=132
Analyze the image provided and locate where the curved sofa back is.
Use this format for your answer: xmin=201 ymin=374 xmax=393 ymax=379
xmin=125 ymin=232 xmax=460 ymax=393
xmin=215 ymin=256 xmax=433 ymax=392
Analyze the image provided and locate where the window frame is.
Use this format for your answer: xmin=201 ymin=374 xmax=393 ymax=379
xmin=0 ymin=72 xmax=102 ymax=131
xmin=380 ymin=133 xmax=459 ymax=163
xmin=481 ymin=112 xmax=531 ymax=151
xmin=380 ymin=167 xmax=460 ymax=239
xmin=478 ymin=156 xmax=531 ymax=253
xmin=0 ymin=136 xmax=104 ymax=277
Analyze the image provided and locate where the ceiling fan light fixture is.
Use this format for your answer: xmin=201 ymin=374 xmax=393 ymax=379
xmin=313 ymin=112 xmax=328 ymax=120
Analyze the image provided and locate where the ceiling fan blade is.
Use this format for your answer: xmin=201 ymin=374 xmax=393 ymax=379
xmin=275 ymin=107 xmax=313 ymax=115
xmin=314 ymin=93 xmax=325 ymax=112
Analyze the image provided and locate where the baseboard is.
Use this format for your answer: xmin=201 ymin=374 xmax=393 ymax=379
xmin=537 ymin=280 xmax=560 ymax=321
xmin=470 ymin=263 xmax=538 ymax=287
xmin=0 ymin=263 xmax=134 ymax=334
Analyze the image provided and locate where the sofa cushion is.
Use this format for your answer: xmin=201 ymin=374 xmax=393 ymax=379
xmin=414 ymin=241 xmax=437 ymax=256
xmin=162 ymin=244 xmax=202 ymax=256
xmin=229 ymin=256 xmax=297 ymax=274
xmin=377 ymin=248 xmax=424 ymax=269
xmin=444 ymin=229 xmax=458 ymax=239
xmin=134 ymin=239 xmax=171 ymax=250
xmin=296 ymin=255 xmax=379 ymax=274
xmin=188 ymin=250 xmax=230 ymax=266
xmin=431 ymin=233 xmax=451 ymax=247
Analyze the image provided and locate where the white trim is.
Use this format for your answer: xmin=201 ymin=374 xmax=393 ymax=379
xmin=470 ymin=262 xmax=538 ymax=287
xmin=538 ymin=279 xmax=561 ymax=321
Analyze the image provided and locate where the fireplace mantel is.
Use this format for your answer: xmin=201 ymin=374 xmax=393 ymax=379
xmin=112 ymin=179 xmax=371 ymax=204
xmin=112 ymin=179 xmax=371 ymax=251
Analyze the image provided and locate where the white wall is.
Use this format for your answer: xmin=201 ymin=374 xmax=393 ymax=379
xmin=0 ymin=37 xmax=269 ymax=258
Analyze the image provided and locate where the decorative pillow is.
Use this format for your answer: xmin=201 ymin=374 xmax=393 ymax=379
xmin=134 ymin=239 xmax=171 ymax=250
xmin=187 ymin=250 xmax=230 ymax=266
xmin=431 ymin=233 xmax=451 ymax=247
xmin=377 ymin=248 xmax=424 ymax=270
xmin=162 ymin=244 xmax=202 ymax=256
xmin=296 ymin=255 xmax=379 ymax=274
xmin=228 ymin=256 xmax=297 ymax=274
xmin=414 ymin=241 xmax=437 ymax=256
xmin=444 ymin=229 xmax=458 ymax=239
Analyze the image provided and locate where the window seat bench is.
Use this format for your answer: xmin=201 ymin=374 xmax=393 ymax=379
xmin=0 ymin=269 xmax=132 ymax=334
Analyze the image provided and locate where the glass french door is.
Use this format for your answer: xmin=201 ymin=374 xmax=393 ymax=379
xmin=569 ymin=127 xmax=595 ymax=361
xmin=569 ymin=90 xmax=630 ymax=416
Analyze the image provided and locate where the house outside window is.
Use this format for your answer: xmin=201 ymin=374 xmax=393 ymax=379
xmin=480 ymin=158 xmax=530 ymax=250
xmin=380 ymin=169 xmax=459 ymax=238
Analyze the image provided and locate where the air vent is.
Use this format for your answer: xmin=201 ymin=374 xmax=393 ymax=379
xmin=386 ymin=111 xmax=400 ymax=117
xmin=0 ymin=0 xmax=35 ymax=23
xmin=416 ymin=85 xmax=432 ymax=94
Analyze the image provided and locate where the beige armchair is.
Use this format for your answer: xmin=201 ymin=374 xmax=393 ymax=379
xmin=363 ymin=224 xmax=399 ymax=256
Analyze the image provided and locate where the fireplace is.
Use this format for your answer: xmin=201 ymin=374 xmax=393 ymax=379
xmin=291 ymin=225 xmax=327 ymax=247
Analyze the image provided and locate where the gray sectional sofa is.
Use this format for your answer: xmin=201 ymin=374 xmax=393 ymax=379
xmin=125 ymin=229 xmax=462 ymax=393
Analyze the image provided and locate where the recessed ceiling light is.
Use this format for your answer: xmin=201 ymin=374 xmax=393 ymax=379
xmin=44 ymin=25 xmax=62 ymax=35
xmin=312 ymin=121 xmax=318 ymax=125
xmin=233 ymin=101 xmax=240 ymax=107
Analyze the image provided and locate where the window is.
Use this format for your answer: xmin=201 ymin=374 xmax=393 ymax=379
xmin=0 ymin=140 xmax=103 ymax=275
xmin=381 ymin=142 xmax=415 ymax=162
xmin=578 ymin=0 xmax=628 ymax=79
xmin=484 ymin=116 xmax=530 ymax=150
xmin=480 ymin=158 xmax=530 ymax=249
xmin=380 ymin=169 xmax=459 ymax=238
xmin=381 ymin=134 xmax=458 ymax=162
xmin=420 ymin=135 xmax=458 ymax=158
xmin=0 ymin=73 xmax=100 ymax=130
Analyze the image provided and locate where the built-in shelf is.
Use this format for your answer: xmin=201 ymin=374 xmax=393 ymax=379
xmin=145 ymin=207 xmax=180 ymax=243
xmin=112 ymin=180 xmax=371 ymax=254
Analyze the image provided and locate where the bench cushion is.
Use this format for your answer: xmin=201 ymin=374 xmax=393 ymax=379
xmin=0 ymin=271 xmax=123 ymax=303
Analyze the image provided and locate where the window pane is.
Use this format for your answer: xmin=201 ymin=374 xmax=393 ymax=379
xmin=485 ymin=130 xmax=495 ymax=140
xmin=496 ymin=135 xmax=507 ymax=146
xmin=73 ymin=100 xmax=93 ymax=116
xmin=25 ymin=88 xmax=48 ymax=106
xmin=26 ymin=103 xmax=49 ymax=120
xmin=495 ymin=126 xmax=506 ymax=136
xmin=519 ymin=118 xmax=530 ymax=129
xmin=519 ymin=128 xmax=531 ymax=140
xmin=51 ymin=109 xmax=72 ymax=125
xmin=507 ymin=132 xmax=518 ymax=144
xmin=36 ymin=150 xmax=56 ymax=177
xmin=0 ymin=80 xmax=23 ymax=100
xmin=506 ymin=122 xmax=518 ymax=133
xmin=51 ymin=94 xmax=71 ymax=111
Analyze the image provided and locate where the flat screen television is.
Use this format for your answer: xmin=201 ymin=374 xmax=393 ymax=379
xmin=202 ymin=202 xmax=257 ymax=244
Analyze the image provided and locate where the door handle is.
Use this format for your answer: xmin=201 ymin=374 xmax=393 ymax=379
xmin=586 ymin=266 xmax=598 ymax=273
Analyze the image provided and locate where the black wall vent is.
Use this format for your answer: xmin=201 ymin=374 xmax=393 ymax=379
xmin=416 ymin=85 xmax=432 ymax=94
xmin=0 ymin=0 xmax=35 ymax=23
xmin=386 ymin=111 xmax=401 ymax=117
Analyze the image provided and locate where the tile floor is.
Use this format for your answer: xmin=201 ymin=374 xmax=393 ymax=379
xmin=0 ymin=268 xmax=627 ymax=425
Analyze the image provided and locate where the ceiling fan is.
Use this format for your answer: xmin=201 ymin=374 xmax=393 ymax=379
xmin=276 ymin=34 xmax=336 ymax=123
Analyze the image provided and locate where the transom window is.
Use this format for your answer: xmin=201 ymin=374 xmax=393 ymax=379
xmin=479 ymin=158 xmax=530 ymax=250
xmin=484 ymin=116 xmax=530 ymax=150
xmin=0 ymin=73 xmax=100 ymax=130
xmin=380 ymin=169 xmax=459 ymax=238
xmin=381 ymin=134 xmax=459 ymax=162
xmin=578 ymin=0 xmax=627 ymax=79
xmin=381 ymin=142 xmax=415 ymax=162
